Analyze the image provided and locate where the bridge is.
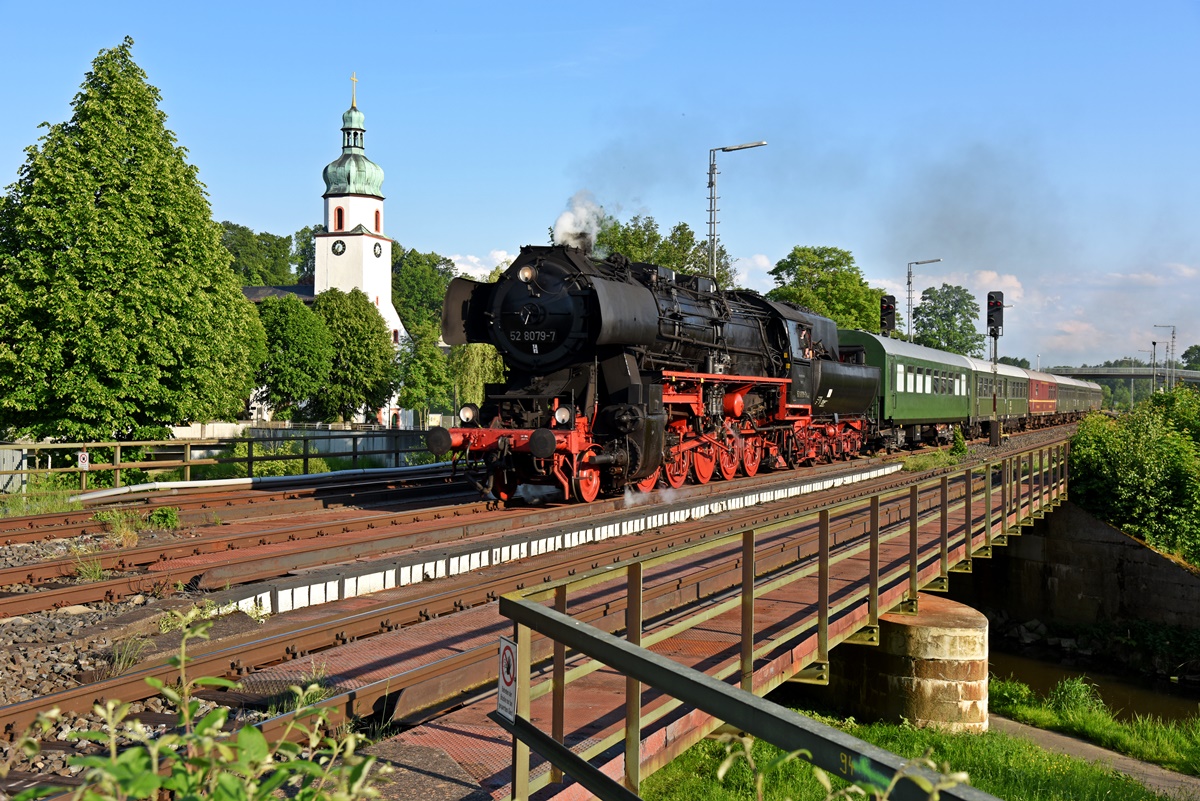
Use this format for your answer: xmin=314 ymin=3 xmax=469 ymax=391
xmin=1049 ymin=366 xmax=1200 ymax=385
xmin=408 ymin=438 xmax=1069 ymax=800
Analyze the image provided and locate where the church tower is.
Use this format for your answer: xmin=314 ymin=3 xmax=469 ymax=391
xmin=313 ymin=78 xmax=406 ymax=347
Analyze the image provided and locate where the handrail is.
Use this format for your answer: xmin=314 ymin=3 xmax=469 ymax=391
xmin=495 ymin=439 xmax=1069 ymax=800
xmin=0 ymin=429 xmax=431 ymax=493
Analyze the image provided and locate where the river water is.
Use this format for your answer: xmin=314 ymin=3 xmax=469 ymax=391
xmin=989 ymin=651 xmax=1200 ymax=722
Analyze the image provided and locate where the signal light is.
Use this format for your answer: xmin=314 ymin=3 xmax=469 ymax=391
xmin=880 ymin=294 xmax=897 ymax=333
xmin=986 ymin=291 xmax=1004 ymax=332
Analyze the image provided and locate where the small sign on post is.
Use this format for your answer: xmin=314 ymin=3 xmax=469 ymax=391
xmin=77 ymin=451 xmax=90 ymax=471
xmin=497 ymin=635 xmax=517 ymax=723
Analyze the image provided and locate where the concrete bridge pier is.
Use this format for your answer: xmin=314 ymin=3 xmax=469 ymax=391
xmin=802 ymin=594 xmax=989 ymax=732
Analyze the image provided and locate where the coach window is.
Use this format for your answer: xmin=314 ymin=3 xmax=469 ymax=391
xmin=925 ymin=369 xmax=932 ymax=394
xmin=897 ymin=364 xmax=905 ymax=392
xmin=907 ymin=367 xmax=915 ymax=394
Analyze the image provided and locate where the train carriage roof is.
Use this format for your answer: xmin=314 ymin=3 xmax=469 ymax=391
xmin=1024 ymin=368 xmax=1058 ymax=384
xmin=837 ymin=330 xmax=973 ymax=369
xmin=961 ymin=356 xmax=1029 ymax=380
xmin=1050 ymin=373 xmax=1103 ymax=392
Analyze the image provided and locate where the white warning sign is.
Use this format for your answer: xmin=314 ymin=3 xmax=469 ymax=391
xmin=497 ymin=635 xmax=517 ymax=723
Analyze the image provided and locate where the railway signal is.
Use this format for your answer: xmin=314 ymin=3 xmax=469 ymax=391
xmin=880 ymin=295 xmax=897 ymax=334
xmin=986 ymin=291 xmax=1004 ymax=335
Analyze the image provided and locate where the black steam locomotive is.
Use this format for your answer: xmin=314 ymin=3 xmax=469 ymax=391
xmin=427 ymin=245 xmax=879 ymax=503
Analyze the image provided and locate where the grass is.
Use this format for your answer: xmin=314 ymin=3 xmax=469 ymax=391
xmin=97 ymin=636 xmax=152 ymax=680
xmin=641 ymin=711 xmax=1177 ymax=801
xmin=900 ymin=449 xmax=960 ymax=472
xmin=92 ymin=508 xmax=141 ymax=548
xmin=0 ymin=472 xmax=84 ymax=518
xmin=69 ymin=543 xmax=107 ymax=582
xmin=992 ymin=675 xmax=1200 ymax=776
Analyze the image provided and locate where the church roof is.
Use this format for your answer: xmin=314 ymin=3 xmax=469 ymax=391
xmin=322 ymin=103 xmax=384 ymax=198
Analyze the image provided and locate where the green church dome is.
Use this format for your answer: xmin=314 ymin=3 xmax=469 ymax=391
xmin=322 ymin=104 xmax=384 ymax=198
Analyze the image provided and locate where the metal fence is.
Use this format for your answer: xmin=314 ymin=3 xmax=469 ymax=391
xmin=0 ymin=427 xmax=431 ymax=493
xmin=494 ymin=441 xmax=1068 ymax=800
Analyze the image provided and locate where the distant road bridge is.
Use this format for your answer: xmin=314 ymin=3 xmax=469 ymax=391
xmin=1049 ymin=366 xmax=1200 ymax=385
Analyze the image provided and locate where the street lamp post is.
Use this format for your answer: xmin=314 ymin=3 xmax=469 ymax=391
xmin=906 ymin=259 xmax=942 ymax=342
xmin=708 ymin=141 xmax=767 ymax=279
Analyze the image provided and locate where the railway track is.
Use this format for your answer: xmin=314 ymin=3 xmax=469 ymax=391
xmin=0 ymin=465 xmax=467 ymax=545
xmin=0 ymin=429 xmax=1071 ymax=793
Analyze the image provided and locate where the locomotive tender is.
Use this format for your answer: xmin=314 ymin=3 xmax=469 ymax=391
xmin=427 ymin=245 xmax=879 ymax=502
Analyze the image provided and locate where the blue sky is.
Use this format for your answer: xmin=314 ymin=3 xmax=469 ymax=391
xmin=3 ymin=1 xmax=1197 ymax=367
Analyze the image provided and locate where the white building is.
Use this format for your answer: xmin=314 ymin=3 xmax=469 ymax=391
xmin=313 ymin=91 xmax=411 ymax=428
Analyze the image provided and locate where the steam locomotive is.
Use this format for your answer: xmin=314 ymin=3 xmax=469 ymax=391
xmin=426 ymin=245 xmax=880 ymax=503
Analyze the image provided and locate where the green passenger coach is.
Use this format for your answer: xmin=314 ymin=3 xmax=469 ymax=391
xmin=838 ymin=331 xmax=973 ymax=448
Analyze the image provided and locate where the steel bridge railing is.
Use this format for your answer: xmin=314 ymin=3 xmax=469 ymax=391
xmin=495 ymin=439 xmax=1070 ymax=800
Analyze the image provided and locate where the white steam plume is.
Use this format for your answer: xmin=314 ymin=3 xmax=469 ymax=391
xmin=552 ymin=190 xmax=605 ymax=252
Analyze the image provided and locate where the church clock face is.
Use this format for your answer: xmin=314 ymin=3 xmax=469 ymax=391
xmin=373 ymin=242 xmax=382 ymax=258
xmin=332 ymin=239 xmax=346 ymax=256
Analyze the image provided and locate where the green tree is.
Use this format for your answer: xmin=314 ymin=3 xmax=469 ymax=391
xmin=256 ymin=295 xmax=333 ymax=420
xmin=291 ymin=222 xmax=325 ymax=284
xmin=593 ymin=215 xmax=737 ymax=289
xmin=392 ymin=245 xmax=456 ymax=331
xmin=221 ymin=222 xmax=294 ymax=285
xmin=447 ymin=265 xmax=508 ymax=407
xmin=396 ymin=321 xmax=453 ymax=429
xmin=912 ymin=284 xmax=986 ymax=356
xmin=998 ymin=356 xmax=1031 ymax=369
xmin=0 ymin=37 xmax=263 ymax=441
xmin=309 ymin=288 xmax=399 ymax=422
xmin=765 ymin=246 xmax=882 ymax=329
xmin=1183 ymin=344 xmax=1200 ymax=372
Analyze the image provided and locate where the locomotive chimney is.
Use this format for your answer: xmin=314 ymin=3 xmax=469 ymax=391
xmin=552 ymin=190 xmax=604 ymax=253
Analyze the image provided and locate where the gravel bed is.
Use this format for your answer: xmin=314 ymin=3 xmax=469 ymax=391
xmin=0 ymin=695 xmax=270 ymax=779
xmin=0 ymin=595 xmax=164 ymax=705
xmin=0 ymin=527 xmax=187 ymax=570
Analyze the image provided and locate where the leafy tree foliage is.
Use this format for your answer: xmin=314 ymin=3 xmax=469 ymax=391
xmin=447 ymin=265 xmax=507 ymax=407
xmin=998 ymin=356 xmax=1031 ymax=369
xmin=221 ymin=222 xmax=295 ymax=285
xmin=309 ymin=288 xmax=399 ymax=422
xmin=256 ymin=295 xmax=333 ymax=420
xmin=396 ymin=321 xmax=453 ymax=429
xmin=0 ymin=37 xmax=263 ymax=441
xmin=765 ymin=246 xmax=882 ymax=330
xmin=392 ymin=245 xmax=456 ymax=331
xmin=1071 ymin=387 xmax=1200 ymax=565
xmin=1183 ymin=344 xmax=1200 ymax=372
xmin=291 ymin=223 xmax=325 ymax=285
xmin=912 ymin=284 xmax=985 ymax=356
xmin=593 ymin=215 xmax=737 ymax=289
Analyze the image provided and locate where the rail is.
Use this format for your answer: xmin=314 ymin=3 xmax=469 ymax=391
xmin=0 ymin=428 xmax=431 ymax=493
xmin=495 ymin=439 xmax=1068 ymax=800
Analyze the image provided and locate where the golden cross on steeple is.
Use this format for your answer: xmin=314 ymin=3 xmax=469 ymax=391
xmin=350 ymin=72 xmax=358 ymax=107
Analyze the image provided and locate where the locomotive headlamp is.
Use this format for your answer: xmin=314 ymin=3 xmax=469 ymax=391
xmin=517 ymin=265 xmax=537 ymax=284
xmin=458 ymin=403 xmax=480 ymax=424
xmin=554 ymin=406 xmax=575 ymax=427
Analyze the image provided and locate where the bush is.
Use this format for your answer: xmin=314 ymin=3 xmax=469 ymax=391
xmin=146 ymin=505 xmax=181 ymax=529
xmin=1071 ymin=388 xmax=1200 ymax=565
